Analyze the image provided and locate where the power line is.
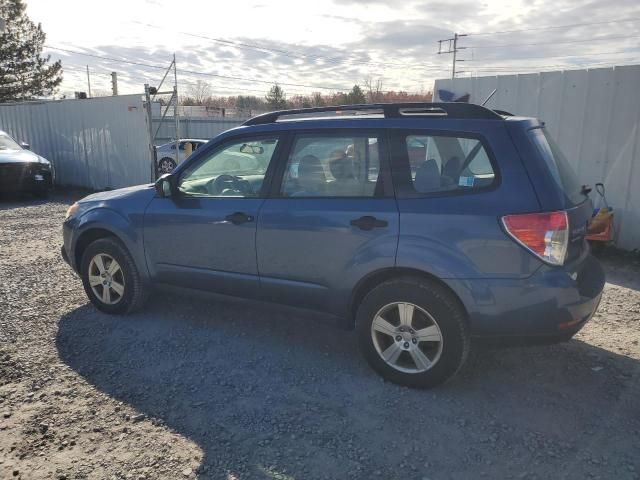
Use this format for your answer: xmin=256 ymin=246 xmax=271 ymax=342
xmin=467 ymin=34 xmax=640 ymax=49
xmin=465 ymin=49 xmax=639 ymax=62
xmin=469 ymin=61 xmax=639 ymax=74
xmin=49 ymin=44 xmax=449 ymax=93
xmin=465 ymin=16 xmax=640 ymax=36
xmin=62 ymin=65 xmax=313 ymax=96
xmin=470 ymin=58 xmax=638 ymax=69
xmin=45 ymin=45 xmax=351 ymax=90
xmin=131 ymin=21 xmax=440 ymax=69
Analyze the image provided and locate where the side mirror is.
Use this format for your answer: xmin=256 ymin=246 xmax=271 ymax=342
xmin=155 ymin=173 xmax=176 ymax=198
xmin=20 ymin=141 xmax=30 ymax=150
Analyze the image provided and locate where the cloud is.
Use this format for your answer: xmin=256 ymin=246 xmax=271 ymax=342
xmin=44 ymin=0 xmax=640 ymax=97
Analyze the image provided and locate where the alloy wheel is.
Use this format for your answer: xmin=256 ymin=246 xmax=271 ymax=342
xmin=88 ymin=253 xmax=125 ymax=305
xmin=371 ymin=302 xmax=444 ymax=373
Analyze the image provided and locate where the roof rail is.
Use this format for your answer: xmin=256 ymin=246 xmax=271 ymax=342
xmin=242 ymin=102 xmax=503 ymax=126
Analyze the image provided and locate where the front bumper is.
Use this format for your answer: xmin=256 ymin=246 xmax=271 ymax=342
xmin=61 ymin=219 xmax=78 ymax=273
xmin=452 ymin=253 xmax=605 ymax=340
xmin=0 ymin=163 xmax=53 ymax=192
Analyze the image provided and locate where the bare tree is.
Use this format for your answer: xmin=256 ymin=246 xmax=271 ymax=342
xmin=311 ymin=92 xmax=324 ymax=107
xmin=364 ymin=77 xmax=383 ymax=103
xmin=186 ymin=80 xmax=211 ymax=105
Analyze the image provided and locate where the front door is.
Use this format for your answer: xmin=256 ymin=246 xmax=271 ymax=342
xmin=144 ymin=134 xmax=282 ymax=297
xmin=256 ymin=131 xmax=399 ymax=316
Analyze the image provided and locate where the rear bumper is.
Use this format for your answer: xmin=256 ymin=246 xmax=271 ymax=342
xmin=450 ymin=253 xmax=605 ymax=340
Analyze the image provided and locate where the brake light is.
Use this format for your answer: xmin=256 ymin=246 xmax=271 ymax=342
xmin=501 ymin=211 xmax=569 ymax=266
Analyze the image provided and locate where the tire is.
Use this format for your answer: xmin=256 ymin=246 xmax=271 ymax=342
xmin=356 ymin=277 xmax=470 ymax=389
xmin=157 ymin=157 xmax=177 ymax=175
xmin=80 ymin=237 xmax=149 ymax=314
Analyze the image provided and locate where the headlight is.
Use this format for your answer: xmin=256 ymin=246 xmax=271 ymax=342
xmin=65 ymin=202 xmax=80 ymax=219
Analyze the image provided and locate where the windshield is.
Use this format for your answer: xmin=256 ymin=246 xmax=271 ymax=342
xmin=530 ymin=127 xmax=584 ymax=206
xmin=0 ymin=133 xmax=22 ymax=151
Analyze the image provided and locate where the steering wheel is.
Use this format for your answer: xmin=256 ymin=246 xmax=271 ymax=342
xmin=207 ymin=174 xmax=250 ymax=196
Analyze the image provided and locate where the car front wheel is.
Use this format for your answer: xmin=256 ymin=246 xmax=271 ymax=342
xmin=80 ymin=237 xmax=148 ymax=314
xmin=356 ymin=277 xmax=470 ymax=388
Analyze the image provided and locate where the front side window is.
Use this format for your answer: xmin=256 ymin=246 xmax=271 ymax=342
xmin=401 ymin=133 xmax=495 ymax=195
xmin=178 ymin=137 xmax=279 ymax=197
xmin=281 ymin=134 xmax=383 ymax=197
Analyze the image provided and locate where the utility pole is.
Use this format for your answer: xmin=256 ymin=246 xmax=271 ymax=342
xmin=144 ymin=84 xmax=156 ymax=180
xmin=111 ymin=72 xmax=118 ymax=96
xmin=173 ymin=53 xmax=180 ymax=156
xmin=437 ymin=33 xmax=467 ymax=79
xmin=86 ymin=65 xmax=92 ymax=98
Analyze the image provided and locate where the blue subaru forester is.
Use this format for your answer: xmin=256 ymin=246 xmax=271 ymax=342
xmin=62 ymin=103 xmax=605 ymax=388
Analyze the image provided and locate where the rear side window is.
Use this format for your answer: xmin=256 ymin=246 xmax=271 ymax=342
xmin=396 ymin=133 xmax=496 ymax=196
xmin=280 ymin=134 xmax=386 ymax=197
xmin=529 ymin=128 xmax=584 ymax=206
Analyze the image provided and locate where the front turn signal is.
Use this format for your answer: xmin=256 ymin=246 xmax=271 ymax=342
xmin=65 ymin=202 xmax=80 ymax=219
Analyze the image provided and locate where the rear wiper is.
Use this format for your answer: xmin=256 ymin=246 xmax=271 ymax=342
xmin=581 ymin=185 xmax=592 ymax=195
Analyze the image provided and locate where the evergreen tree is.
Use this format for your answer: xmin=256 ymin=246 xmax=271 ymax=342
xmin=346 ymin=85 xmax=366 ymax=105
xmin=265 ymin=83 xmax=287 ymax=110
xmin=0 ymin=0 xmax=62 ymax=101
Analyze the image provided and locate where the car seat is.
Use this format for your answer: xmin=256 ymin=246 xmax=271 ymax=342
xmin=414 ymin=159 xmax=441 ymax=192
xmin=289 ymin=155 xmax=326 ymax=196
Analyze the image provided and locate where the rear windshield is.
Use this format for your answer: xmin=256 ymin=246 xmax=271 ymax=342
xmin=529 ymin=127 xmax=584 ymax=206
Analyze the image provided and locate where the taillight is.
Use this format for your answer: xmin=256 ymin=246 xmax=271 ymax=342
xmin=501 ymin=211 xmax=569 ymax=266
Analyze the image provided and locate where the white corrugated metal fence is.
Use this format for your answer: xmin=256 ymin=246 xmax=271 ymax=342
xmin=152 ymin=117 xmax=243 ymax=145
xmin=0 ymin=95 xmax=153 ymax=190
xmin=434 ymin=65 xmax=640 ymax=251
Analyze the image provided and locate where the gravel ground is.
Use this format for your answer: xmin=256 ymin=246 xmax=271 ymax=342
xmin=1 ymin=191 xmax=639 ymax=480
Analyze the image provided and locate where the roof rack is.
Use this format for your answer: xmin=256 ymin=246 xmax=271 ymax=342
xmin=242 ymin=102 xmax=502 ymax=126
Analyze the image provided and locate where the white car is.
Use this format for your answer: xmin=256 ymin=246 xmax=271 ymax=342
xmin=155 ymin=139 xmax=208 ymax=174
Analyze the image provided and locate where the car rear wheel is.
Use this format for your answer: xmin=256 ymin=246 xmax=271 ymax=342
xmin=157 ymin=157 xmax=177 ymax=175
xmin=80 ymin=237 xmax=148 ymax=314
xmin=356 ymin=277 xmax=470 ymax=388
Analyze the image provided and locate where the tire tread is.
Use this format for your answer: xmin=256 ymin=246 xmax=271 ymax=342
xmin=80 ymin=237 xmax=148 ymax=314
xmin=356 ymin=275 xmax=470 ymax=388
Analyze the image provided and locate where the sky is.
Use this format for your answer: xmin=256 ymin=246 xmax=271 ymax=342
xmin=23 ymin=0 xmax=640 ymax=99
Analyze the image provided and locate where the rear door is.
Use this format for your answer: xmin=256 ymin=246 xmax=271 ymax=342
xmin=256 ymin=130 xmax=399 ymax=316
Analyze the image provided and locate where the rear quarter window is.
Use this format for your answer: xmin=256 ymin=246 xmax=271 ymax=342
xmin=529 ymin=128 xmax=585 ymax=207
xmin=395 ymin=132 xmax=496 ymax=196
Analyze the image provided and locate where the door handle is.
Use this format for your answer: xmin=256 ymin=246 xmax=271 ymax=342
xmin=225 ymin=212 xmax=254 ymax=225
xmin=350 ymin=215 xmax=388 ymax=231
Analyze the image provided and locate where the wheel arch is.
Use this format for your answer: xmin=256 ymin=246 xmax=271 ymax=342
xmin=347 ymin=267 xmax=469 ymax=329
xmin=73 ymin=227 xmax=122 ymax=272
